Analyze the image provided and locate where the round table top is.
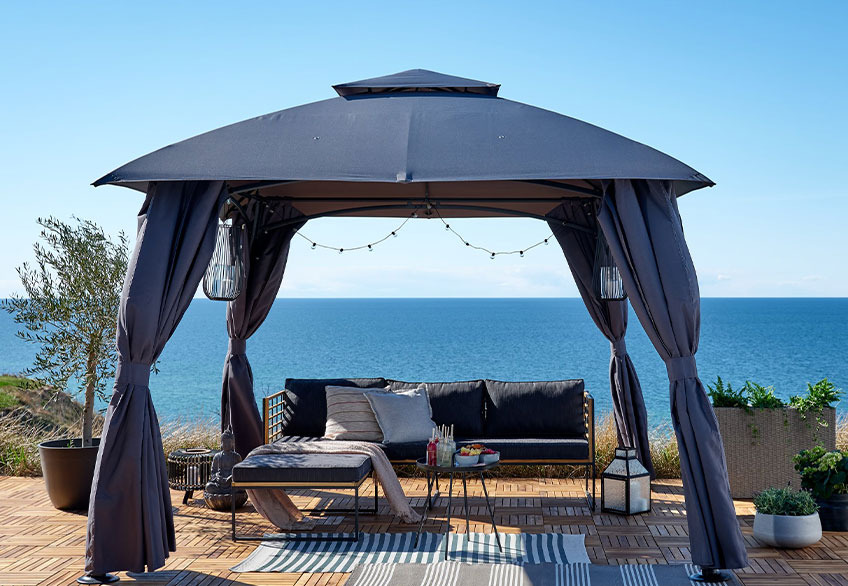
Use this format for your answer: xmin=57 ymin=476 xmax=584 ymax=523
xmin=415 ymin=456 xmax=500 ymax=473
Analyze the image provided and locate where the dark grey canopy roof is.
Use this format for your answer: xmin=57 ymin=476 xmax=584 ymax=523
xmin=95 ymin=69 xmax=712 ymax=218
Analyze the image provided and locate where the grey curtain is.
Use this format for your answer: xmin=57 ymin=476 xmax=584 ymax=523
xmin=597 ymin=179 xmax=747 ymax=570
xmin=222 ymin=202 xmax=306 ymax=458
xmin=547 ymin=200 xmax=654 ymax=477
xmin=85 ymin=181 xmax=227 ymax=574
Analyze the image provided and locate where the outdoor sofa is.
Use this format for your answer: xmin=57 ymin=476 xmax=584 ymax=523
xmin=265 ymin=378 xmax=594 ymax=499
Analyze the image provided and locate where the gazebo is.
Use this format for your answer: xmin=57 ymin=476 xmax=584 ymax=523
xmin=85 ymin=69 xmax=746 ymax=580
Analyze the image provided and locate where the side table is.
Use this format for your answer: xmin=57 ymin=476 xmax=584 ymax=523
xmin=414 ymin=457 xmax=502 ymax=560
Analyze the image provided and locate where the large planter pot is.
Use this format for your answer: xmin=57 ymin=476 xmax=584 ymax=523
xmin=714 ymin=407 xmax=836 ymax=498
xmin=753 ymin=512 xmax=822 ymax=548
xmin=816 ymin=494 xmax=848 ymax=532
xmin=38 ymin=438 xmax=100 ymax=511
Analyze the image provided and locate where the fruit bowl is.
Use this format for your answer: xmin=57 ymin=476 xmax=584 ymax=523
xmin=480 ymin=450 xmax=500 ymax=464
xmin=454 ymin=453 xmax=479 ymax=466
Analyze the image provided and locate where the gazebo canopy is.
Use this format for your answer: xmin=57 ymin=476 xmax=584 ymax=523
xmin=84 ymin=70 xmax=745 ymax=581
xmin=95 ymin=69 xmax=711 ymax=220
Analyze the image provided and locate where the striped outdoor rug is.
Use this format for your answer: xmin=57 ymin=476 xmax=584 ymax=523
xmin=231 ymin=532 xmax=589 ymax=572
xmin=346 ymin=562 xmax=740 ymax=585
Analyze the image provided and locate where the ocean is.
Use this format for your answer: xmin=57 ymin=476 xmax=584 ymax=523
xmin=1 ymin=298 xmax=846 ymax=426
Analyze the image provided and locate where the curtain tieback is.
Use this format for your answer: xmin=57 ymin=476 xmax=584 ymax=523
xmin=666 ymin=355 xmax=698 ymax=381
xmin=610 ymin=339 xmax=627 ymax=356
xmin=229 ymin=338 xmax=247 ymax=355
xmin=116 ymin=360 xmax=151 ymax=387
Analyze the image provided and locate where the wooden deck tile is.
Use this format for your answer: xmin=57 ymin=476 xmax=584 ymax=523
xmin=0 ymin=476 xmax=844 ymax=585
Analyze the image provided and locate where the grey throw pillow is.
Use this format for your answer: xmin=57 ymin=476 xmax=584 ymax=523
xmin=324 ymin=385 xmax=386 ymax=441
xmin=365 ymin=388 xmax=436 ymax=444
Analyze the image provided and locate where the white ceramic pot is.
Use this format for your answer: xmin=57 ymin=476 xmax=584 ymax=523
xmin=753 ymin=512 xmax=822 ymax=548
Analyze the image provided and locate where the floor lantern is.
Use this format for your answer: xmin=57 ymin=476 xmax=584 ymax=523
xmin=601 ymin=446 xmax=651 ymax=515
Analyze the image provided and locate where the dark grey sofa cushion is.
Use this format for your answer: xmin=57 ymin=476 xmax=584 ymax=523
xmin=484 ymin=379 xmax=585 ymax=438
xmin=271 ymin=436 xmax=589 ymax=463
xmin=455 ymin=438 xmax=589 ymax=461
xmin=233 ymin=453 xmax=371 ymax=484
xmin=387 ymin=380 xmax=485 ymax=437
xmin=283 ymin=378 xmax=387 ymax=437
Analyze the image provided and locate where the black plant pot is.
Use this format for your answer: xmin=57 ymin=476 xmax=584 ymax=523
xmin=817 ymin=494 xmax=848 ymax=532
xmin=38 ymin=438 xmax=100 ymax=511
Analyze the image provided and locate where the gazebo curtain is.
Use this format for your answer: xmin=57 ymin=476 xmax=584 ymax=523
xmin=598 ymin=179 xmax=747 ymax=570
xmin=547 ymin=201 xmax=654 ymax=478
xmin=222 ymin=201 xmax=306 ymax=458
xmin=86 ymin=181 xmax=227 ymax=574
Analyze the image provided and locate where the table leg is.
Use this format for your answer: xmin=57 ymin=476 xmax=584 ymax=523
xmin=415 ymin=471 xmax=435 ymax=548
xmin=480 ymin=472 xmax=502 ymax=552
xmin=462 ymin=474 xmax=470 ymax=536
xmin=444 ymin=471 xmax=454 ymax=560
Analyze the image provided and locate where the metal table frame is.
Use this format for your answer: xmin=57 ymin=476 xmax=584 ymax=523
xmin=414 ymin=458 xmax=503 ymax=560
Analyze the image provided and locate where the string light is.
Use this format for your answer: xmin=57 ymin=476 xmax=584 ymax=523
xmin=293 ymin=207 xmax=555 ymax=259
xmin=296 ymin=216 xmax=413 ymax=253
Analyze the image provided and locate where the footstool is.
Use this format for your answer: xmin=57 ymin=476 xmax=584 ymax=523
xmin=231 ymin=452 xmax=376 ymax=542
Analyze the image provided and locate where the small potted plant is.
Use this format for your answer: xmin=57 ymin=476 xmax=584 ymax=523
xmin=752 ymin=487 xmax=821 ymax=547
xmin=2 ymin=217 xmax=127 ymax=510
xmin=794 ymin=446 xmax=848 ymax=531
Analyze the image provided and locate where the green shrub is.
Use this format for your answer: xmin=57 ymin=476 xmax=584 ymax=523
xmin=753 ymin=487 xmax=818 ymax=516
xmin=744 ymin=382 xmax=784 ymax=408
xmin=707 ymin=377 xmax=747 ymax=408
xmin=794 ymin=446 xmax=848 ymax=500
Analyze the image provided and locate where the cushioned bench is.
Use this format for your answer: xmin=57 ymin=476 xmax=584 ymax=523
xmin=262 ymin=377 xmax=597 ymax=509
xmin=231 ymin=452 xmax=376 ymax=542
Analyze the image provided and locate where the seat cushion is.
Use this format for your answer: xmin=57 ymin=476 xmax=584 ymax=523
xmin=484 ymin=380 xmax=585 ymax=438
xmin=233 ymin=453 xmax=372 ymax=484
xmin=455 ymin=438 xmax=590 ymax=461
xmin=379 ymin=441 xmax=429 ymax=461
xmin=283 ymin=378 xmax=387 ymax=436
xmin=387 ymin=380 xmax=485 ymax=437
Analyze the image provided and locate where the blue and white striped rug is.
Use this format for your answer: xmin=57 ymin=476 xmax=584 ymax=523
xmin=346 ymin=562 xmax=740 ymax=585
xmin=231 ymin=532 xmax=589 ymax=572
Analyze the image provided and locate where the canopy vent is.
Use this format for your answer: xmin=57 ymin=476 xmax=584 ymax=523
xmin=333 ymin=68 xmax=500 ymax=97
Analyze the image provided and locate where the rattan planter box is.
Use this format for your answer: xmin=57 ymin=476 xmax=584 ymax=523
xmin=715 ymin=407 xmax=836 ymax=498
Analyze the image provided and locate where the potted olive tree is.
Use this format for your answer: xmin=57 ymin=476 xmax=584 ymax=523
xmin=794 ymin=446 xmax=848 ymax=531
xmin=753 ymin=487 xmax=821 ymax=548
xmin=2 ymin=217 xmax=127 ymax=510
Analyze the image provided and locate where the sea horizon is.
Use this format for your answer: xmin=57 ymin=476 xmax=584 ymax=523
xmin=2 ymin=297 xmax=845 ymax=426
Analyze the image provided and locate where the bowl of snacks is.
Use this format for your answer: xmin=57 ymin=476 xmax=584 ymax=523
xmin=455 ymin=446 xmax=482 ymax=466
xmin=480 ymin=448 xmax=500 ymax=464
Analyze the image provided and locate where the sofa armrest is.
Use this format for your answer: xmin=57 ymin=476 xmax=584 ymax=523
xmin=262 ymin=390 xmax=287 ymax=444
xmin=584 ymin=391 xmax=595 ymax=461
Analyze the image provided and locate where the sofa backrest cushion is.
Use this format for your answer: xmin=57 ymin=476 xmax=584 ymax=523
xmin=284 ymin=378 xmax=387 ymax=437
xmin=483 ymin=379 xmax=585 ymax=438
xmin=387 ymin=379 xmax=485 ymax=437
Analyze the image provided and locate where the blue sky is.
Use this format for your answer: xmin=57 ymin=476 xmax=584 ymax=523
xmin=1 ymin=1 xmax=845 ymax=297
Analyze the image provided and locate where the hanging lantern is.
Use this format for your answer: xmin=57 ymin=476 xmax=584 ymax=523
xmin=592 ymin=229 xmax=626 ymax=300
xmin=601 ymin=446 xmax=651 ymax=515
xmin=202 ymin=222 xmax=246 ymax=301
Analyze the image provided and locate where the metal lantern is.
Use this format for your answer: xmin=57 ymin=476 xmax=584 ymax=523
xmin=203 ymin=222 xmax=246 ymax=301
xmin=601 ymin=446 xmax=651 ymax=515
xmin=166 ymin=447 xmax=218 ymax=504
xmin=591 ymin=229 xmax=626 ymax=300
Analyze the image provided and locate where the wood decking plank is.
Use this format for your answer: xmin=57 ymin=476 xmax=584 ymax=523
xmin=0 ymin=476 xmax=836 ymax=585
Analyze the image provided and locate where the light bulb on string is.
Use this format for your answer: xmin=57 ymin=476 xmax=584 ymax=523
xmin=368 ymin=244 xmax=373 ymax=252
xmin=445 ymin=224 xmax=450 ymax=231
xmin=520 ymin=251 xmax=524 ymax=257
xmin=311 ymin=242 xmax=317 ymax=250
xmin=391 ymin=231 xmax=397 ymax=237
xmin=490 ymin=252 xmax=495 ymax=259
xmin=338 ymin=248 xmax=344 ymax=254
xmin=412 ymin=211 xmax=418 ymax=218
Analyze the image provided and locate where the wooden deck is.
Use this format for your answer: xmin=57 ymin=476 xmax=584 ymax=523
xmin=1 ymin=475 xmax=847 ymax=586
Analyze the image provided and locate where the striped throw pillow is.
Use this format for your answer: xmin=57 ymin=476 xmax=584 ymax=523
xmin=324 ymin=386 xmax=386 ymax=441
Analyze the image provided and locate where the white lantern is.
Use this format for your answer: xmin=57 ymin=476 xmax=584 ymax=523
xmin=601 ymin=447 xmax=651 ymax=515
